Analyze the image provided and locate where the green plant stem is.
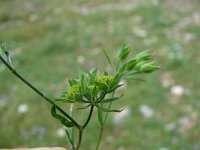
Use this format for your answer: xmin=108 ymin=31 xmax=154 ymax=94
xmin=96 ymin=92 xmax=115 ymax=150
xmin=0 ymin=55 xmax=80 ymax=127
xmin=75 ymin=128 xmax=83 ymax=150
xmin=69 ymin=104 xmax=75 ymax=150
xmin=83 ymin=105 xmax=94 ymax=129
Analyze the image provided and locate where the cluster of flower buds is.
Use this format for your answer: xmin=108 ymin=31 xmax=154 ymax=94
xmin=55 ymin=45 xmax=159 ymax=112
xmin=117 ymin=45 xmax=160 ymax=75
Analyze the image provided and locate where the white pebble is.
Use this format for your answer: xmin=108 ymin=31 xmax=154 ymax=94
xmin=17 ymin=104 xmax=29 ymax=114
xmin=77 ymin=55 xmax=85 ymax=64
xmin=139 ymin=105 xmax=154 ymax=118
xmin=56 ymin=128 xmax=66 ymax=138
xmin=171 ymin=85 xmax=184 ymax=96
xmin=165 ymin=122 xmax=176 ymax=131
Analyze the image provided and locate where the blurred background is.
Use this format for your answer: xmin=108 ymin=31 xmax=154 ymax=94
xmin=0 ymin=0 xmax=200 ymax=149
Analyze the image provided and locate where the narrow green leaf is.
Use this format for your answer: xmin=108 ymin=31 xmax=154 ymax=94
xmin=54 ymin=97 xmax=75 ymax=103
xmin=103 ymin=50 xmax=112 ymax=67
xmin=75 ymin=93 xmax=82 ymax=101
xmin=96 ymin=105 xmax=123 ymax=112
xmin=68 ymin=79 xmax=79 ymax=86
xmin=108 ymin=84 xmax=124 ymax=93
xmin=104 ymin=71 xmax=109 ymax=76
xmin=88 ymin=72 xmax=95 ymax=81
xmin=95 ymin=82 xmax=108 ymax=91
xmin=98 ymin=108 xmax=104 ymax=127
xmin=109 ymin=74 xmax=122 ymax=90
xmin=100 ymin=95 xmax=123 ymax=103
xmin=76 ymin=104 xmax=91 ymax=110
xmin=4 ymin=50 xmax=14 ymax=68
xmin=81 ymin=73 xmax=88 ymax=93
xmin=124 ymin=76 xmax=146 ymax=82
xmin=61 ymin=120 xmax=76 ymax=127
xmin=90 ymin=68 xmax=98 ymax=77
xmin=51 ymin=105 xmax=75 ymax=128
xmin=118 ymin=64 xmax=127 ymax=74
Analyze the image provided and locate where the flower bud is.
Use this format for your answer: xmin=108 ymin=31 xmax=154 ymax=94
xmin=126 ymin=59 xmax=137 ymax=70
xmin=134 ymin=60 xmax=147 ymax=71
xmin=139 ymin=61 xmax=159 ymax=73
xmin=95 ymin=75 xmax=114 ymax=85
xmin=65 ymin=84 xmax=81 ymax=100
xmin=135 ymin=50 xmax=150 ymax=61
xmin=118 ymin=45 xmax=130 ymax=60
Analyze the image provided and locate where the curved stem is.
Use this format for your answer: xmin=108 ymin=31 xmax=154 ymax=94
xmin=0 ymin=55 xmax=80 ymax=127
xmin=83 ymin=105 xmax=94 ymax=129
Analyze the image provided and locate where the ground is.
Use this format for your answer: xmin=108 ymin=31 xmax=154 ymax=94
xmin=0 ymin=0 xmax=200 ymax=150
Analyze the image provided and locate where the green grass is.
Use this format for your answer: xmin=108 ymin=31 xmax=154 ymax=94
xmin=0 ymin=0 xmax=200 ymax=149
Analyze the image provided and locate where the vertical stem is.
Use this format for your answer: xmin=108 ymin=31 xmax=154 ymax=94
xmin=69 ymin=104 xmax=75 ymax=150
xmin=96 ymin=92 xmax=115 ymax=150
xmin=75 ymin=128 xmax=83 ymax=150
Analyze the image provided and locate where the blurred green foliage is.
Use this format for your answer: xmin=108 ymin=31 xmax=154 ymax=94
xmin=0 ymin=0 xmax=200 ymax=149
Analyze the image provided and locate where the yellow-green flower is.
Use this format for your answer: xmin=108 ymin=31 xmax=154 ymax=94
xmin=95 ymin=75 xmax=114 ymax=85
xmin=65 ymin=84 xmax=81 ymax=100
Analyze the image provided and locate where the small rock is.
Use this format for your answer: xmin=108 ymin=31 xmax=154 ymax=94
xmin=170 ymin=85 xmax=184 ymax=97
xmin=139 ymin=105 xmax=154 ymax=118
xmin=17 ymin=104 xmax=29 ymax=114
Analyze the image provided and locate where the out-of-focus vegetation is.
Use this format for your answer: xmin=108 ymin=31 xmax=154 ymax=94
xmin=0 ymin=0 xmax=200 ymax=150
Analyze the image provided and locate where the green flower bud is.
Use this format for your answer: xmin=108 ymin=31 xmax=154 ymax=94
xmin=139 ymin=61 xmax=159 ymax=73
xmin=118 ymin=45 xmax=130 ymax=60
xmin=134 ymin=60 xmax=147 ymax=71
xmin=135 ymin=50 xmax=150 ymax=61
xmin=126 ymin=59 xmax=137 ymax=70
xmin=95 ymin=75 xmax=114 ymax=85
xmin=65 ymin=84 xmax=81 ymax=100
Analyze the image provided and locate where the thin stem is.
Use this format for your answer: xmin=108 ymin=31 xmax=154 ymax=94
xmin=96 ymin=92 xmax=115 ymax=150
xmin=0 ymin=55 xmax=80 ymax=127
xmin=75 ymin=128 xmax=83 ymax=150
xmin=66 ymin=129 xmax=75 ymax=150
xmin=70 ymin=104 xmax=75 ymax=150
xmin=83 ymin=105 xmax=94 ymax=129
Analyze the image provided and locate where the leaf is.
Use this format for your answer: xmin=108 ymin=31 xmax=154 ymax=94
xmin=76 ymin=104 xmax=91 ymax=110
xmin=109 ymin=74 xmax=122 ymax=91
xmin=0 ymin=46 xmax=14 ymax=68
xmin=103 ymin=50 xmax=112 ymax=67
xmin=54 ymin=98 xmax=75 ymax=103
xmin=96 ymin=105 xmax=123 ymax=112
xmin=61 ymin=120 xmax=76 ymax=127
xmin=118 ymin=64 xmax=127 ymax=74
xmin=81 ymin=73 xmax=88 ymax=93
xmin=51 ymin=105 xmax=68 ymax=121
xmin=95 ymin=82 xmax=108 ymax=91
xmin=4 ymin=50 xmax=14 ymax=68
xmin=104 ymin=71 xmax=109 ymax=76
xmin=75 ymin=93 xmax=83 ymax=101
xmin=88 ymin=72 xmax=95 ymax=81
xmin=100 ymin=95 xmax=123 ymax=103
xmin=51 ymin=105 xmax=75 ymax=128
xmin=90 ymin=68 xmax=98 ymax=77
xmin=108 ymin=84 xmax=124 ymax=93
xmin=98 ymin=108 xmax=104 ymax=127
xmin=68 ymin=79 xmax=79 ymax=86
xmin=124 ymin=76 xmax=146 ymax=82
xmin=92 ymin=85 xmax=98 ymax=97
